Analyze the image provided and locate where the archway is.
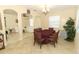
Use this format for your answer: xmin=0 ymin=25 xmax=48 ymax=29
xmin=3 ymin=9 xmax=19 ymax=44
xmin=21 ymin=11 xmax=34 ymax=39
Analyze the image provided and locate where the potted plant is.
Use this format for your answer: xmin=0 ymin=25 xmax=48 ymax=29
xmin=63 ymin=17 xmax=76 ymax=41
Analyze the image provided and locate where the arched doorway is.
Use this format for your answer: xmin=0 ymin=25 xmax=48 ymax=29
xmin=3 ymin=9 xmax=19 ymax=44
xmin=21 ymin=12 xmax=34 ymax=39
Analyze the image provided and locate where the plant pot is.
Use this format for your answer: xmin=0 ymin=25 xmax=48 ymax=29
xmin=65 ymin=37 xmax=74 ymax=42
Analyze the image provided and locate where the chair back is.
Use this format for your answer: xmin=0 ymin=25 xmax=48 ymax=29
xmin=34 ymin=28 xmax=42 ymax=36
xmin=57 ymin=30 xmax=60 ymax=37
xmin=52 ymin=30 xmax=60 ymax=40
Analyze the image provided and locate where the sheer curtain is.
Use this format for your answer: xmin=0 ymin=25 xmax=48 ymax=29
xmin=28 ymin=18 xmax=34 ymax=32
xmin=29 ymin=18 xmax=33 ymax=27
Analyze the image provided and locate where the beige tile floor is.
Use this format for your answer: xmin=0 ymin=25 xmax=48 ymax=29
xmin=0 ymin=32 xmax=75 ymax=54
xmin=7 ymin=33 xmax=19 ymax=44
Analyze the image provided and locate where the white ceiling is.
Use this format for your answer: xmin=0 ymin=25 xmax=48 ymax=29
xmin=2 ymin=5 xmax=78 ymax=15
xmin=25 ymin=5 xmax=77 ymax=11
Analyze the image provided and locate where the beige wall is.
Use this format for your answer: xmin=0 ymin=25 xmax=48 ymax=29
xmin=34 ymin=15 xmax=41 ymax=28
xmin=40 ymin=7 xmax=77 ymax=30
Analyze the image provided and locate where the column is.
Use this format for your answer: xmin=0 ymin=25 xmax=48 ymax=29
xmin=18 ymin=12 xmax=23 ymax=40
xmin=0 ymin=10 xmax=7 ymax=46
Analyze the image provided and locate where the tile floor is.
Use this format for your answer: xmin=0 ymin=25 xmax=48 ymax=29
xmin=0 ymin=32 xmax=75 ymax=54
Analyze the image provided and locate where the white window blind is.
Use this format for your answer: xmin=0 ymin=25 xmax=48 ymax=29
xmin=49 ymin=16 xmax=60 ymax=28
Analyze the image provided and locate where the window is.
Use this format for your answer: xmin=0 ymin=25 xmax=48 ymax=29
xmin=49 ymin=16 xmax=60 ymax=28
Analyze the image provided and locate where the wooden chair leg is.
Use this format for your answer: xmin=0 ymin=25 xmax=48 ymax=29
xmin=56 ymin=38 xmax=59 ymax=43
xmin=40 ymin=44 xmax=42 ymax=49
xmin=33 ymin=40 xmax=36 ymax=46
xmin=50 ymin=41 xmax=56 ymax=48
xmin=2 ymin=41 xmax=5 ymax=49
xmin=53 ymin=43 xmax=56 ymax=48
xmin=0 ymin=42 xmax=5 ymax=50
xmin=56 ymin=40 xmax=58 ymax=44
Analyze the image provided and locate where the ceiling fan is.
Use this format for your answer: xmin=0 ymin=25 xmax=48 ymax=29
xmin=22 ymin=9 xmax=31 ymax=17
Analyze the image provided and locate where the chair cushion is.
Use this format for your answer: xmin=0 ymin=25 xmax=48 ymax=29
xmin=42 ymin=37 xmax=51 ymax=44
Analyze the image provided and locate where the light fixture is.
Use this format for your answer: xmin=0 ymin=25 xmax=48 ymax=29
xmin=42 ymin=5 xmax=50 ymax=15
